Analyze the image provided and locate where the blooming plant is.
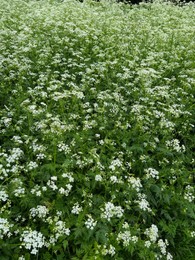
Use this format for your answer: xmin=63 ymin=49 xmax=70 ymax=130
xmin=0 ymin=0 xmax=195 ymax=259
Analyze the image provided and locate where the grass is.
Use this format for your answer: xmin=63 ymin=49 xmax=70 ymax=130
xmin=0 ymin=0 xmax=195 ymax=259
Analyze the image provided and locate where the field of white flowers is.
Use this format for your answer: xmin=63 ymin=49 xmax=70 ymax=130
xmin=0 ymin=0 xmax=195 ymax=259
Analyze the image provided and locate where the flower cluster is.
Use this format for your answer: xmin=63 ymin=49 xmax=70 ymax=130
xmin=29 ymin=205 xmax=49 ymax=220
xmin=144 ymin=224 xmax=159 ymax=243
xmin=136 ymin=194 xmax=152 ymax=212
xmin=145 ymin=168 xmax=159 ymax=180
xmin=53 ymin=220 xmax=70 ymax=239
xmin=109 ymin=158 xmax=123 ymax=171
xmin=128 ymin=176 xmax=142 ymax=192
xmin=101 ymin=244 xmax=116 ymax=257
xmin=20 ymin=230 xmax=45 ymax=255
xmin=184 ymin=185 xmax=194 ymax=202
xmin=101 ymin=202 xmax=124 ymax=221
xmin=84 ymin=215 xmax=97 ymax=230
xmin=95 ymin=174 xmax=103 ymax=182
xmin=0 ymin=189 xmax=8 ymax=202
xmin=117 ymin=230 xmax=138 ymax=246
xmin=0 ymin=0 xmax=194 ymax=258
xmin=0 ymin=218 xmax=13 ymax=239
xmin=71 ymin=202 xmax=83 ymax=215
xmin=165 ymin=139 xmax=186 ymax=153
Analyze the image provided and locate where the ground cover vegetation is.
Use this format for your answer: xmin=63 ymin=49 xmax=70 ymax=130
xmin=0 ymin=0 xmax=195 ymax=259
xmin=88 ymin=0 xmax=195 ymax=6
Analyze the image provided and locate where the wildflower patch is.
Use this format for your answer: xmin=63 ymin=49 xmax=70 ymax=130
xmin=0 ymin=0 xmax=195 ymax=259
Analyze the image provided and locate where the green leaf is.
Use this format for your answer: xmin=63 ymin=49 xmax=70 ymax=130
xmin=63 ymin=240 xmax=68 ymax=250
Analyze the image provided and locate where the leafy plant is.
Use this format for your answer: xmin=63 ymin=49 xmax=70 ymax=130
xmin=0 ymin=0 xmax=194 ymax=259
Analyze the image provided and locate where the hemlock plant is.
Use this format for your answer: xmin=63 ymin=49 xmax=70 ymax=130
xmin=0 ymin=0 xmax=195 ymax=259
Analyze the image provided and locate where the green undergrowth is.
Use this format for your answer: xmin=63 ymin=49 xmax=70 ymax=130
xmin=0 ymin=0 xmax=195 ymax=259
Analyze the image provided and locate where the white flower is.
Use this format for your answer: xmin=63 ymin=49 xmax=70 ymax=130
xmin=62 ymin=172 xmax=74 ymax=182
xmin=114 ymin=206 xmax=124 ymax=218
xmin=0 ymin=218 xmax=13 ymax=239
xmin=36 ymin=153 xmax=46 ymax=160
xmin=59 ymin=187 xmax=66 ymax=194
xmin=42 ymin=186 xmax=47 ymax=191
xmin=144 ymin=224 xmax=159 ymax=243
xmin=64 ymin=184 xmax=73 ymax=196
xmin=184 ymin=185 xmax=194 ymax=202
xmin=31 ymin=185 xmax=42 ymax=196
xmin=131 ymin=236 xmax=138 ymax=243
xmin=49 ymin=236 xmax=56 ymax=245
xmin=36 ymin=191 xmax=41 ymax=196
xmin=57 ymin=142 xmax=71 ymax=153
xmin=191 ymin=231 xmax=195 ymax=237
xmin=109 ymin=158 xmax=122 ymax=171
xmin=117 ymin=230 xmax=138 ymax=246
xmin=167 ymin=252 xmax=173 ymax=260
xmin=20 ymin=230 xmax=45 ymax=255
xmin=53 ymin=220 xmax=70 ymax=239
xmin=101 ymin=202 xmax=124 ymax=221
xmin=128 ymin=176 xmax=142 ymax=192
xmin=110 ymin=175 xmax=118 ymax=183
xmin=27 ymin=161 xmax=38 ymax=170
xmin=18 ymin=256 xmax=25 ymax=260
xmin=29 ymin=205 xmax=49 ymax=219
xmin=158 ymin=239 xmax=167 ymax=255
xmin=85 ymin=215 xmax=97 ymax=230
xmin=14 ymin=187 xmax=25 ymax=197
xmin=51 ymin=176 xmax=57 ymax=181
xmin=122 ymin=222 xmax=129 ymax=229
xmin=47 ymin=180 xmax=58 ymax=191
xmin=107 ymin=245 xmax=115 ymax=256
xmin=12 ymin=136 xmax=23 ymax=144
xmin=99 ymin=140 xmax=104 ymax=145
xmin=0 ymin=190 xmax=8 ymax=202
xmin=71 ymin=203 xmax=83 ymax=215
xmin=137 ymin=199 xmax=151 ymax=211
xmin=145 ymin=168 xmax=159 ymax=179
xmin=102 ymin=245 xmax=116 ymax=256
xmin=136 ymin=194 xmax=151 ymax=212
xmin=95 ymin=174 xmax=103 ymax=181
xmin=6 ymin=148 xmax=23 ymax=163
xmin=0 ymin=164 xmax=8 ymax=180
xmin=145 ymin=240 xmax=151 ymax=248
xmin=117 ymin=230 xmax=131 ymax=246
xmin=166 ymin=139 xmax=185 ymax=153
xmin=2 ymin=117 xmax=12 ymax=127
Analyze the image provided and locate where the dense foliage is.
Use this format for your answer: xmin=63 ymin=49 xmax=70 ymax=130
xmin=0 ymin=0 xmax=195 ymax=259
